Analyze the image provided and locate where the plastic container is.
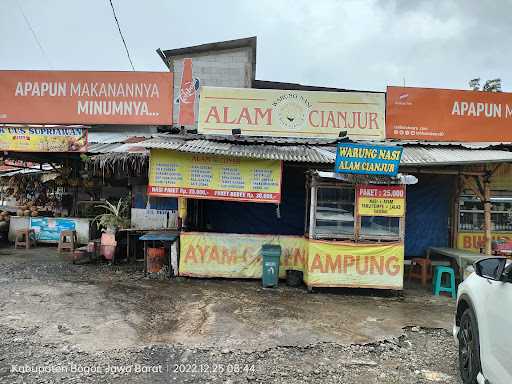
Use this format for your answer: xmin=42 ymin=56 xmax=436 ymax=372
xmin=286 ymin=270 xmax=303 ymax=287
xmin=261 ymin=244 xmax=281 ymax=288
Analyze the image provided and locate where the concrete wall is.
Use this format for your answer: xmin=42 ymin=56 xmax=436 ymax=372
xmin=170 ymin=46 xmax=255 ymax=127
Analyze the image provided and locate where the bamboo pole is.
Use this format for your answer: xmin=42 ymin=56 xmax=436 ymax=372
xmin=483 ymin=178 xmax=492 ymax=255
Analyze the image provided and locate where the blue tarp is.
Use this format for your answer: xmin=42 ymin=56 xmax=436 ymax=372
xmin=203 ymin=166 xmax=306 ymax=235
xmin=405 ymin=174 xmax=454 ymax=257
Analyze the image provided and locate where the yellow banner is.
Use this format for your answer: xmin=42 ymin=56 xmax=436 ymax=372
xmin=457 ymin=232 xmax=512 ymax=252
xmin=198 ymin=86 xmax=385 ymax=140
xmin=179 ymin=232 xmax=306 ymax=278
xmin=0 ymin=125 xmax=87 ymax=152
xmin=179 ymin=232 xmax=404 ymax=290
xmin=148 ymin=149 xmax=282 ymax=203
xmin=304 ymin=240 xmax=404 ymax=289
xmin=357 ymin=185 xmax=405 ymax=217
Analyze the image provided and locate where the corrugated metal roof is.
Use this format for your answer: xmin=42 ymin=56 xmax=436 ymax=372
xmin=388 ymin=141 xmax=511 ymax=149
xmin=166 ymin=133 xmax=342 ymax=145
xmin=313 ymin=171 xmax=418 ymax=185
xmin=142 ymin=137 xmax=512 ymax=166
xmin=88 ymin=142 xmax=147 ymax=154
xmin=88 ymin=131 xmax=155 ymax=144
xmin=401 ymin=147 xmax=512 ymax=166
xmin=143 ymin=138 xmax=334 ymax=163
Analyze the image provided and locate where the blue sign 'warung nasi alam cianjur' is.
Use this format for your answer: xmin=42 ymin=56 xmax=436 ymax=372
xmin=335 ymin=143 xmax=403 ymax=176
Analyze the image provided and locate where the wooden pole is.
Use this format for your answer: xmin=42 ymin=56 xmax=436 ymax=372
xmin=483 ymin=178 xmax=492 ymax=255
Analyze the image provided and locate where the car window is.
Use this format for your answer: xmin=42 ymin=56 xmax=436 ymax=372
xmin=477 ymin=258 xmax=503 ymax=279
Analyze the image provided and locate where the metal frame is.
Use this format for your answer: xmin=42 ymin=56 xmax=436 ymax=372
xmin=307 ymin=174 xmax=405 ymax=242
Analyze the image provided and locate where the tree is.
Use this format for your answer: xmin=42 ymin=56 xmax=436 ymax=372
xmin=469 ymin=78 xmax=502 ymax=92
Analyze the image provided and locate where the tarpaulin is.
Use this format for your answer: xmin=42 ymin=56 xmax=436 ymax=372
xmin=304 ymin=240 xmax=404 ymax=290
xmin=203 ymin=165 xmax=305 ymax=235
xmin=179 ymin=232 xmax=306 ymax=278
xmin=404 ymin=175 xmax=453 ymax=257
xmin=179 ymin=232 xmax=404 ymax=290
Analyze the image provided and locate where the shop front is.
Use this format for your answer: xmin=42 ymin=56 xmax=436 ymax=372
xmin=145 ymin=135 xmax=412 ymax=290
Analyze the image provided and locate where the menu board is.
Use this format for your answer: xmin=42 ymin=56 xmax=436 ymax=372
xmin=357 ymin=185 xmax=405 ymax=217
xmin=148 ymin=149 xmax=282 ymax=203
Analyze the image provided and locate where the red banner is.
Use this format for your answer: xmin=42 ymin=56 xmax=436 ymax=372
xmin=177 ymin=58 xmax=196 ymax=126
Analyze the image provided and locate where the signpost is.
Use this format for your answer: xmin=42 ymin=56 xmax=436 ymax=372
xmin=334 ymin=143 xmax=403 ymax=176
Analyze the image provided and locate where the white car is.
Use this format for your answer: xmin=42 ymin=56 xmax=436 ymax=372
xmin=454 ymin=257 xmax=512 ymax=384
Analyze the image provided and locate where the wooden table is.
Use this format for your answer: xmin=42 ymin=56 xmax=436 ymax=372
xmin=427 ymin=247 xmax=485 ymax=280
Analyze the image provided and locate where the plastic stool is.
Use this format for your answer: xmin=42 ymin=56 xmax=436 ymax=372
xmin=433 ymin=266 xmax=456 ymax=298
xmin=58 ymin=230 xmax=78 ymax=253
xmin=15 ymin=229 xmax=36 ymax=249
xmin=408 ymin=258 xmax=433 ymax=287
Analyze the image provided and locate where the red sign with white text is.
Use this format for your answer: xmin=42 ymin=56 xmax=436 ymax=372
xmin=0 ymin=70 xmax=173 ymax=125
xmin=387 ymin=86 xmax=512 ymax=141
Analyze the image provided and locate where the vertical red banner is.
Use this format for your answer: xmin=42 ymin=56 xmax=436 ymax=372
xmin=178 ymin=58 xmax=196 ymax=126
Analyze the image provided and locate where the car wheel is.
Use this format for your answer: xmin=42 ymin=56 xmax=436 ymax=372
xmin=458 ymin=307 xmax=481 ymax=384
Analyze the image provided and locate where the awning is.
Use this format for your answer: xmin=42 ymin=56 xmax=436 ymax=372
xmin=142 ymin=136 xmax=512 ymax=167
xmin=142 ymin=137 xmax=334 ymax=163
xmin=400 ymin=147 xmax=512 ymax=166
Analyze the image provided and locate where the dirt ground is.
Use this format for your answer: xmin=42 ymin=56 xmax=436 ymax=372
xmin=0 ymin=247 xmax=462 ymax=383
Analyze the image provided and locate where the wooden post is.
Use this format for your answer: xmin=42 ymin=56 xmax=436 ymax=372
xmin=483 ymin=178 xmax=492 ymax=255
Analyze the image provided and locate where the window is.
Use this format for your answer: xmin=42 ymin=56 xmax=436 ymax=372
xmin=459 ymin=194 xmax=512 ymax=232
xmin=314 ymin=186 xmax=355 ymax=238
xmin=308 ymin=181 xmax=404 ymax=241
xmin=360 ymin=216 xmax=400 ymax=238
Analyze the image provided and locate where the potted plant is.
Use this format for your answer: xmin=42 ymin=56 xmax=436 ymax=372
xmin=93 ymin=198 xmax=129 ymax=260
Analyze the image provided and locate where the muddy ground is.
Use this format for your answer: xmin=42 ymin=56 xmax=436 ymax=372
xmin=0 ymin=247 xmax=462 ymax=383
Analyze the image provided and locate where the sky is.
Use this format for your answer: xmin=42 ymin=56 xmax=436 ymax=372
xmin=1 ymin=0 xmax=511 ymax=92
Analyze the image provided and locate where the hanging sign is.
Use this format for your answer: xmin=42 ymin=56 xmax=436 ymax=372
xmin=0 ymin=70 xmax=173 ymax=125
xmin=148 ymin=149 xmax=282 ymax=203
xmin=357 ymin=185 xmax=405 ymax=217
xmin=335 ymin=143 xmax=403 ymax=176
xmin=304 ymin=240 xmax=404 ymax=290
xmin=198 ymin=86 xmax=385 ymax=140
xmin=0 ymin=125 xmax=87 ymax=152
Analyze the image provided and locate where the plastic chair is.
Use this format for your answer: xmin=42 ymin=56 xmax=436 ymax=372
xmin=433 ymin=266 xmax=456 ymax=298
xmin=58 ymin=230 xmax=78 ymax=253
xmin=408 ymin=258 xmax=433 ymax=287
xmin=15 ymin=229 xmax=36 ymax=249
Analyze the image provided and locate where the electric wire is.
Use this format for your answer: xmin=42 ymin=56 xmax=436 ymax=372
xmin=15 ymin=0 xmax=52 ymax=68
xmin=108 ymin=0 xmax=135 ymax=71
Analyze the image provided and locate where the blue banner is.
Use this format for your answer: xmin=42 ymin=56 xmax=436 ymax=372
xmin=30 ymin=217 xmax=76 ymax=242
xmin=335 ymin=143 xmax=403 ymax=176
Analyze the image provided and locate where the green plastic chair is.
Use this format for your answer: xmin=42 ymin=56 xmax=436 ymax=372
xmin=432 ymin=266 xmax=456 ymax=298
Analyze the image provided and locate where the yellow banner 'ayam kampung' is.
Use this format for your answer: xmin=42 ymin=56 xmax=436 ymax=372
xmin=148 ymin=149 xmax=282 ymax=203
xmin=179 ymin=232 xmax=306 ymax=278
xmin=198 ymin=86 xmax=385 ymax=140
xmin=304 ymin=240 xmax=404 ymax=290
xmin=179 ymin=232 xmax=404 ymax=290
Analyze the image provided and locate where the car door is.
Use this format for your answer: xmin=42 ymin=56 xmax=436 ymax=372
xmin=482 ymin=263 xmax=512 ymax=384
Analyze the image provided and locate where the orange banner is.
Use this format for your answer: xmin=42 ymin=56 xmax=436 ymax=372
xmin=0 ymin=70 xmax=173 ymax=125
xmin=387 ymin=86 xmax=512 ymax=141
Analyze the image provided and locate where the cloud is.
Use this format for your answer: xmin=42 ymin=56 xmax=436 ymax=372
xmin=1 ymin=0 xmax=510 ymax=91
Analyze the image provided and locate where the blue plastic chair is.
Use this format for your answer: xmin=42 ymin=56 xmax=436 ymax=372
xmin=432 ymin=266 xmax=456 ymax=298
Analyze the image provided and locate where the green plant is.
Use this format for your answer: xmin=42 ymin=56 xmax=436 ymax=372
xmin=93 ymin=198 xmax=130 ymax=231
